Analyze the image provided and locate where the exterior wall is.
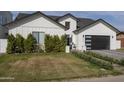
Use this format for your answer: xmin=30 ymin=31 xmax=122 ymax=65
xmin=0 ymin=11 xmax=12 ymax=40
xmin=117 ymin=34 xmax=124 ymax=48
xmin=9 ymin=16 xmax=66 ymax=38
xmin=58 ymin=17 xmax=77 ymax=44
xmin=0 ymin=39 xmax=7 ymax=53
xmin=0 ymin=25 xmax=8 ymax=39
xmin=75 ymin=23 xmax=117 ymax=50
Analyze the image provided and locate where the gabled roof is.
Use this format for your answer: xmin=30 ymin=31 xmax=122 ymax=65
xmin=49 ymin=14 xmax=94 ymax=28
xmin=77 ymin=17 xmax=94 ymax=28
xmin=4 ymin=11 xmax=66 ymax=29
xmin=7 ymin=12 xmax=94 ymax=30
xmin=49 ymin=15 xmax=60 ymax=20
xmin=56 ymin=13 xmax=78 ymax=21
xmin=73 ymin=19 xmax=120 ymax=34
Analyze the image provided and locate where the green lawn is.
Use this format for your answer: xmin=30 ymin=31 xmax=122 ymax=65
xmin=0 ymin=53 xmax=120 ymax=81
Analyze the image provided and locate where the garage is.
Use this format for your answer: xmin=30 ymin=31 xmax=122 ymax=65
xmin=85 ymin=35 xmax=110 ymax=50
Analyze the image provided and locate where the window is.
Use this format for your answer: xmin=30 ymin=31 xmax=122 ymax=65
xmin=65 ymin=21 xmax=70 ymax=29
xmin=32 ymin=32 xmax=45 ymax=44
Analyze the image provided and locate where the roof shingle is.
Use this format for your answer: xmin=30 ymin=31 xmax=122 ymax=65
xmin=14 ymin=12 xmax=94 ymax=29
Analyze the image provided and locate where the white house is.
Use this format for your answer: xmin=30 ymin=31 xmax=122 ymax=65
xmin=1 ymin=11 xmax=121 ymax=53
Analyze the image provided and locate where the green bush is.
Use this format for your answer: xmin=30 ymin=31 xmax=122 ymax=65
xmin=24 ymin=34 xmax=37 ymax=53
xmin=7 ymin=33 xmax=66 ymax=53
xmin=60 ymin=35 xmax=66 ymax=52
xmin=6 ymin=34 xmax=16 ymax=54
xmin=119 ymin=59 xmax=124 ymax=66
xmin=15 ymin=34 xmax=24 ymax=53
xmin=45 ymin=34 xmax=66 ymax=52
xmin=45 ymin=34 xmax=54 ymax=52
xmin=53 ymin=35 xmax=61 ymax=52
xmin=72 ymin=51 xmax=113 ymax=70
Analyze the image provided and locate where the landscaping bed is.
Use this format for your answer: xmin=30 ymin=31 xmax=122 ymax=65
xmin=84 ymin=51 xmax=124 ymax=66
xmin=0 ymin=53 xmax=119 ymax=81
xmin=72 ymin=51 xmax=113 ymax=70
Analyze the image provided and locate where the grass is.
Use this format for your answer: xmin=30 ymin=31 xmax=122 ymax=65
xmin=0 ymin=53 xmax=121 ymax=81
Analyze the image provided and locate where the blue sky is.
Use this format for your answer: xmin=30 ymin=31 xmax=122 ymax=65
xmin=12 ymin=11 xmax=124 ymax=31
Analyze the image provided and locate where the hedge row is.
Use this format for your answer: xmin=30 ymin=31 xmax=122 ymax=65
xmin=7 ymin=34 xmax=67 ymax=54
xmin=84 ymin=51 xmax=119 ymax=64
xmin=72 ymin=51 xmax=113 ymax=70
xmin=7 ymin=34 xmax=37 ymax=53
xmin=84 ymin=51 xmax=124 ymax=66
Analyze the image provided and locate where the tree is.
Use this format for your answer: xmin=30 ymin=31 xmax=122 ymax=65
xmin=15 ymin=34 xmax=24 ymax=53
xmin=24 ymin=34 xmax=37 ymax=53
xmin=6 ymin=34 xmax=16 ymax=54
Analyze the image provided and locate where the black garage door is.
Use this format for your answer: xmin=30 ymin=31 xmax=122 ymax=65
xmin=85 ymin=35 xmax=110 ymax=50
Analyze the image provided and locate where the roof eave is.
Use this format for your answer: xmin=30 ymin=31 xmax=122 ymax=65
xmin=73 ymin=19 xmax=120 ymax=34
xmin=4 ymin=11 xmax=66 ymax=30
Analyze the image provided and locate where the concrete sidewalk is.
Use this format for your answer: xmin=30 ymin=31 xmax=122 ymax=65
xmin=69 ymin=75 xmax=124 ymax=82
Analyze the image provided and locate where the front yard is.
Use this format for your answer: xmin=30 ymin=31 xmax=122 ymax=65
xmin=0 ymin=53 xmax=121 ymax=81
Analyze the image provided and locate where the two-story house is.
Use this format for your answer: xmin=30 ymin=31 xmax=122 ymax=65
xmin=1 ymin=11 xmax=121 ymax=53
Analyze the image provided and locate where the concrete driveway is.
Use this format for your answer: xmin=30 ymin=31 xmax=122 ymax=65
xmin=90 ymin=50 xmax=124 ymax=60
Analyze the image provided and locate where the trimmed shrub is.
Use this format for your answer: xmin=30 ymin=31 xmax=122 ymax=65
xmin=45 ymin=34 xmax=54 ymax=52
xmin=60 ymin=35 xmax=66 ymax=52
xmin=24 ymin=34 xmax=37 ymax=53
xmin=119 ymin=59 xmax=124 ymax=66
xmin=53 ymin=35 xmax=61 ymax=52
xmin=72 ymin=51 xmax=113 ymax=70
xmin=6 ymin=34 xmax=16 ymax=54
xmin=45 ymin=34 xmax=66 ymax=52
xmin=15 ymin=34 xmax=24 ymax=53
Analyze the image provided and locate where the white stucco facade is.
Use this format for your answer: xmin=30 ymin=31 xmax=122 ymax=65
xmin=9 ymin=15 xmax=66 ymax=38
xmin=58 ymin=17 xmax=77 ymax=44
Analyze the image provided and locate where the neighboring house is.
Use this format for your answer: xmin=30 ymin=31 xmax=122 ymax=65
xmin=0 ymin=11 xmax=12 ymax=38
xmin=1 ymin=11 xmax=121 ymax=53
xmin=117 ymin=32 xmax=124 ymax=48
xmin=0 ymin=11 xmax=12 ymax=53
